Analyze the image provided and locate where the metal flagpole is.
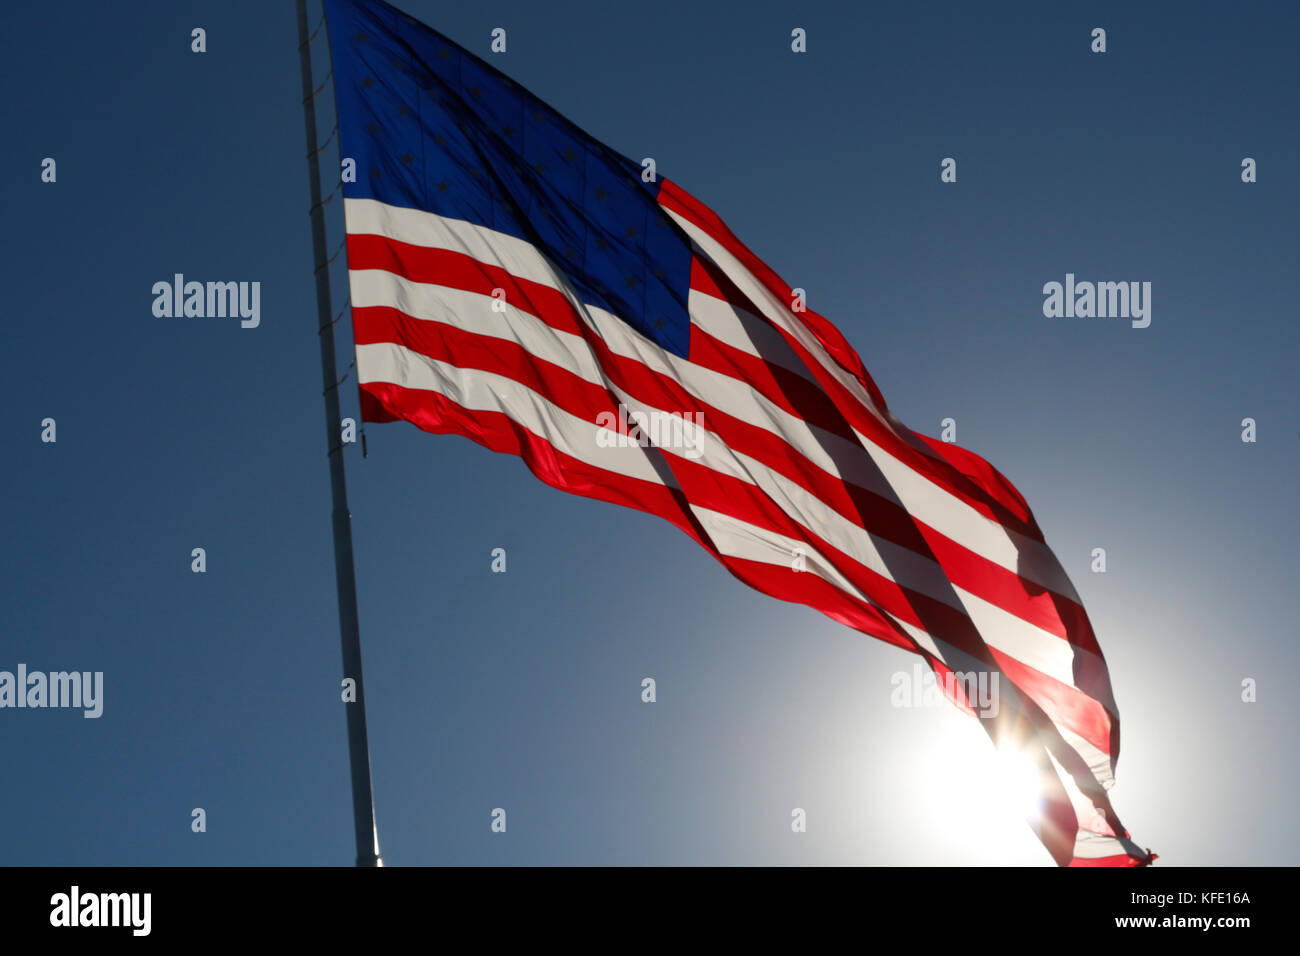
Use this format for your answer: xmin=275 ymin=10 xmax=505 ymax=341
xmin=295 ymin=0 xmax=383 ymax=868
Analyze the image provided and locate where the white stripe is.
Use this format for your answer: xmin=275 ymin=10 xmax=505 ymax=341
xmin=1072 ymin=830 xmax=1136 ymax=860
xmin=685 ymin=291 xmax=818 ymax=384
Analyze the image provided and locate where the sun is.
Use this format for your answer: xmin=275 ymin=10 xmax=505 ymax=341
xmin=991 ymin=739 xmax=1046 ymax=821
xmin=907 ymin=711 xmax=1053 ymax=863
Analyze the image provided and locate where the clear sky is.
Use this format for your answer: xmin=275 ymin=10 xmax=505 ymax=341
xmin=1 ymin=0 xmax=1296 ymax=865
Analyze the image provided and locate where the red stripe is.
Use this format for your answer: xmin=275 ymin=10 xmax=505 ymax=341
xmin=1069 ymin=853 xmax=1151 ymax=868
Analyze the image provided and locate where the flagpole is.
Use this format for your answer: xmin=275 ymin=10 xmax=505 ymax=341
xmin=295 ymin=0 xmax=383 ymax=868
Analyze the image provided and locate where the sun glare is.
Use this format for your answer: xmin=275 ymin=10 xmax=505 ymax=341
xmin=908 ymin=712 xmax=1052 ymax=863
xmin=992 ymin=741 xmax=1046 ymax=820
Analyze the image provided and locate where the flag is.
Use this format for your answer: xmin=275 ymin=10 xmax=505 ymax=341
xmin=323 ymin=0 xmax=1153 ymax=866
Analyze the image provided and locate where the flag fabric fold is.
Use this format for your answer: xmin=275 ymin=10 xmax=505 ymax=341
xmin=323 ymin=0 xmax=1153 ymax=866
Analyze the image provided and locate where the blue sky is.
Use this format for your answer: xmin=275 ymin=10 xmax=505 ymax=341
xmin=1 ymin=0 xmax=1296 ymax=865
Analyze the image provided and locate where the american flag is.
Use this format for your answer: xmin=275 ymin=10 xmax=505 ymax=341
xmin=324 ymin=0 xmax=1153 ymax=866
